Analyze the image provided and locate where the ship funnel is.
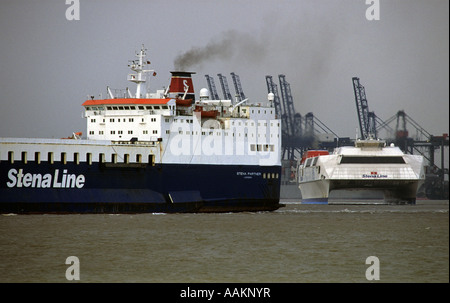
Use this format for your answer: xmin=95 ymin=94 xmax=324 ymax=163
xmin=168 ymin=71 xmax=196 ymax=101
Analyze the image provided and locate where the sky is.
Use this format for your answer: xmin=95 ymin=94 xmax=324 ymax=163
xmin=0 ymin=0 xmax=448 ymax=141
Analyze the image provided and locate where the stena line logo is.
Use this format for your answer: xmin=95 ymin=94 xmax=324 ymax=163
xmin=362 ymin=171 xmax=388 ymax=178
xmin=6 ymin=168 xmax=85 ymax=188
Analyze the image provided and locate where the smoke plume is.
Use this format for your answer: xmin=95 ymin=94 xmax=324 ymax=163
xmin=173 ymin=30 xmax=267 ymax=71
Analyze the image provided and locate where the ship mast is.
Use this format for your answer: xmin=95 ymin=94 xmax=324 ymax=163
xmin=127 ymin=45 xmax=156 ymax=98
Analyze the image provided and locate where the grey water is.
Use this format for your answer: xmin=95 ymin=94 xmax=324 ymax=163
xmin=0 ymin=200 xmax=448 ymax=283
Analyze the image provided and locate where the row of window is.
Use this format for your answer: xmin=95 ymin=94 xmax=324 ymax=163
xmin=175 ymin=130 xmax=279 ymax=138
xmin=262 ymin=172 xmax=279 ymax=179
xmin=90 ymin=117 xmax=159 ymax=123
xmin=4 ymin=151 xmax=154 ymax=165
xmin=250 ymin=144 xmax=276 ymax=152
xmin=89 ymin=130 xmax=158 ymax=135
xmin=85 ymin=105 xmax=169 ymax=111
xmin=249 ymin=109 xmax=274 ymax=115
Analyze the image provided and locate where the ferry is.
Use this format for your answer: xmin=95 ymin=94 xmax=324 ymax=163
xmin=297 ymin=138 xmax=425 ymax=204
xmin=0 ymin=45 xmax=283 ymax=213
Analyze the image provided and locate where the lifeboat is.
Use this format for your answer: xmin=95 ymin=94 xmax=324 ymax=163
xmin=175 ymin=98 xmax=193 ymax=107
xmin=194 ymin=105 xmax=218 ymax=118
xmin=61 ymin=132 xmax=83 ymax=140
xmin=300 ymin=150 xmax=329 ymax=164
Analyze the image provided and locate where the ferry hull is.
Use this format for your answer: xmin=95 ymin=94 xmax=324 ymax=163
xmin=300 ymin=179 xmax=422 ymax=205
xmin=0 ymin=162 xmax=282 ymax=213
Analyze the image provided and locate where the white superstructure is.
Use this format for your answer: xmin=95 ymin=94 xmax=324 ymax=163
xmin=2 ymin=45 xmax=281 ymax=168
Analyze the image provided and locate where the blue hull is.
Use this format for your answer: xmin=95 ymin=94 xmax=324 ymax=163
xmin=301 ymin=198 xmax=328 ymax=205
xmin=0 ymin=161 xmax=282 ymax=213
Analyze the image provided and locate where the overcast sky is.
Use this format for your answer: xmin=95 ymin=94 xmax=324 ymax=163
xmin=0 ymin=0 xmax=448 ymax=141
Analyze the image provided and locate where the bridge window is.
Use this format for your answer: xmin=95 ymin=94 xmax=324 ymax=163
xmin=340 ymin=156 xmax=405 ymax=164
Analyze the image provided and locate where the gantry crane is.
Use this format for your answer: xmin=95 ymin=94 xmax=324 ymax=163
xmin=204 ymin=75 xmax=219 ymax=100
xmin=230 ymin=72 xmax=246 ymax=102
xmin=217 ymin=73 xmax=233 ymax=102
xmin=352 ymin=77 xmax=377 ymax=139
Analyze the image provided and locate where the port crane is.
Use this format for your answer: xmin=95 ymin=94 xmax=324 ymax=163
xmin=352 ymin=77 xmax=378 ymax=139
xmin=230 ymin=72 xmax=246 ymax=102
xmin=204 ymin=75 xmax=220 ymax=100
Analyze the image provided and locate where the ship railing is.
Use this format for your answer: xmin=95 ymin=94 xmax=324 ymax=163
xmin=111 ymin=140 xmax=157 ymax=146
xmin=106 ymin=87 xmax=130 ymax=99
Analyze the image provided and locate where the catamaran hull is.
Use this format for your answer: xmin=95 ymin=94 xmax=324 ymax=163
xmin=300 ymin=179 xmax=422 ymax=204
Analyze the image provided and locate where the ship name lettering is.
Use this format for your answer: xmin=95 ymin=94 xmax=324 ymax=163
xmin=6 ymin=168 xmax=85 ymax=189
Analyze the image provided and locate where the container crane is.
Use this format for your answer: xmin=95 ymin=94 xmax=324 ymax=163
xmin=265 ymin=75 xmax=282 ymax=118
xmin=230 ymin=72 xmax=246 ymax=102
xmin=204 ymin=75 xmax=220 ymax=100
xmin=217 ymin=73 xmax=233 ymax=102
xmin=352 ymin=77 xmax=377 ymax=139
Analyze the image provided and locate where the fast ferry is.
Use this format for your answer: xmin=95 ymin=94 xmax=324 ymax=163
xmin=0 ymin=45 xmax=283 ymax=213
xmin=297 ymin=138 xmax=425 ymax=204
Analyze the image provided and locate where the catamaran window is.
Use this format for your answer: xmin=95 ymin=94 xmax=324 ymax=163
xmin=136 ymin=154 xmax=142 ymax=163
xmin=312 ymin=157 xmax=318 ymax=166
xmin=87 ymin=153 xmax=92 ymax=165
xmin=305 ymin=158 xmax=312 ymax=167
xmin=124 ymin=154 xmax=129 ymax=164
xmin=118 ymin=106 xmax=124 ymax=110
xmin=111 ymin=154 xmax=117 ymax=163
xmin=74 ymin=153 xmax=79 ymax=165
xmin=340 ymin=156 xmax=405 ymax=164
xmin=138 ymin=106 xmax=145 ymax=110
xmin=35 ymin=152 xmax=41 ymax=164
xmin=61 ymin=152 xmax=67 ymax=165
